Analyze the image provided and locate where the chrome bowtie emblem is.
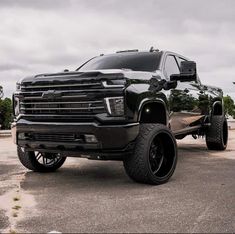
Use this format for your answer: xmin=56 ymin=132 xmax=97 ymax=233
xmin=42 ymin=90 xmax=62 ymax=99
xmin=87 ymin=103 xmax=93 ymax=111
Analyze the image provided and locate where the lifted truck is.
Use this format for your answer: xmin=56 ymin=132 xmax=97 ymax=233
xmin=12 ymin=49 xmax=228 ymax=185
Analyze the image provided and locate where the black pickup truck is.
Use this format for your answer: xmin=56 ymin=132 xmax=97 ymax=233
xmin=12 ymin=49 xmax=228 ymax=184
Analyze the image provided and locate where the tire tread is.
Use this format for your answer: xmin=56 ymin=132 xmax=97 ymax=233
xmin=124 ymin=124 xmax=177 ymax=185
xmin=206 ymin=116 xmax=228 ymax=150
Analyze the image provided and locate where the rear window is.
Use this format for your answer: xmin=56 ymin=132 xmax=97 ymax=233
xmin=78 ymin=52 xmax=161 ymax=72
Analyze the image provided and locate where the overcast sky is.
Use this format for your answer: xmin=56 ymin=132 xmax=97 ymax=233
xmin=0 ymin=0 xmax=235 ymax=98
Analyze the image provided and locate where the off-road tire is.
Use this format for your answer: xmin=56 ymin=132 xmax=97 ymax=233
xmin=17 ymin=147 xmax=66 ymax=172
xmin=206 ymin=116 xmax=228 ymax=150
xmin=123 ymin=124 xmax=177 ymax=185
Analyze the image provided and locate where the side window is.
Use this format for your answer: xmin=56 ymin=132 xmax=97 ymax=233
xmin=164 ymin=55 xmax=180 ymax=79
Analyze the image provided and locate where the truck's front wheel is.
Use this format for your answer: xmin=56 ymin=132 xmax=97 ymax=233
xmin=123 ymin=124 xmax=177 ymax=185
xmin=17 ymin=147 xmax=66 ymax=172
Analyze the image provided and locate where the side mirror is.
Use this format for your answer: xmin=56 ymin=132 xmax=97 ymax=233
xmin=170 ymin=61 xmax=197 ymax=82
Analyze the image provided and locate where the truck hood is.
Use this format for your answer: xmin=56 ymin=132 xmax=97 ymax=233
xmin=19 ymin=69 xmax=159 ymax=85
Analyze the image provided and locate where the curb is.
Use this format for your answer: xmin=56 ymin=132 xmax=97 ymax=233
xmin=0 ymin=130 xmax=11 ymax=137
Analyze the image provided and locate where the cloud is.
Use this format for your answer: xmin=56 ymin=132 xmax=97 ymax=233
xmin=0 ymin=0 xmax=68 ymax=10
xmin=0 ymin=0 xmax=235 ymax=99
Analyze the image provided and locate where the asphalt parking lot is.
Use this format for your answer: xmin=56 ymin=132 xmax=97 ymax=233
xmin=0 ymin=132 xmax=235 ymax=233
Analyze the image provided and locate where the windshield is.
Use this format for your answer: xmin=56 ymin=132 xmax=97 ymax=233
xmin=78 ymin=52 xmax=161 ymax=72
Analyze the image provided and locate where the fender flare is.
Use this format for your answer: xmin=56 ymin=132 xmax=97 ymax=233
xmin=137 ymin=98 xmax=169 ymax=125
xmin=211 ymin=100 xmax=224 ymax=116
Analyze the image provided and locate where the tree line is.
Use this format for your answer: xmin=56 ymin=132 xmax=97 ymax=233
xmin=0 ymin=86 xmax=13 ymax=129
xmin=223 ymin=95 xmax=235 ymax=119
xmin=0 ymin=99 xmax=13 ymax=130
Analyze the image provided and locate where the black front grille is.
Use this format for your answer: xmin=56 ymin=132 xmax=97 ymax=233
xmin=19 ymin=74 xmax=107 ymax=118
xmin=21 ymin=72 xmax=104 ymax=92
xmin=33 ymin=133 xmax=84 ymax=143
xmin=20 ymin=100 xmax=105 ymax=115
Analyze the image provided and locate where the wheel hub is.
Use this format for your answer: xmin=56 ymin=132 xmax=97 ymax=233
xmin=149 ymin=137 xmax=164 ymax=175
xmin=35 ymin=151 xmax=63 ymax=167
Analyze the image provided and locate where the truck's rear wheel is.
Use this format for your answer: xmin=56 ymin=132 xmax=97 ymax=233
xmin=206 ymin=116 xmax=228 ymax=150
xmin=123 ymin=124 xmax=177 ymax=185
xmin=17 ymin=147 xmax=66 ymax=172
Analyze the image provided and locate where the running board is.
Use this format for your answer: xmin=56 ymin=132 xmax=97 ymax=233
xmin=173 ymin=125 xmax=201 ymax=136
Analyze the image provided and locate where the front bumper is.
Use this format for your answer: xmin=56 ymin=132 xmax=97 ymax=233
xmin=12 ymin=120 xmax=139 ymax=160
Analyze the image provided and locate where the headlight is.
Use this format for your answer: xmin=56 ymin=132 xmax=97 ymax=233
xmin=13 ymin=95 xmax=20 ymax=116
xmin=102 ymin=79 xmax=126 ymax=88
xmin=104 ymin=97 xmax=124 ymax=116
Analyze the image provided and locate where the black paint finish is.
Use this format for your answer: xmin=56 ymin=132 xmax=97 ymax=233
xmin=12 ymin=50 xmax=223 ymax=160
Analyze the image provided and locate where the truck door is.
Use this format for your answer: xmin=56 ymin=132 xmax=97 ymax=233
xmin=163 ymin=54 xmax=204 ymax=132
